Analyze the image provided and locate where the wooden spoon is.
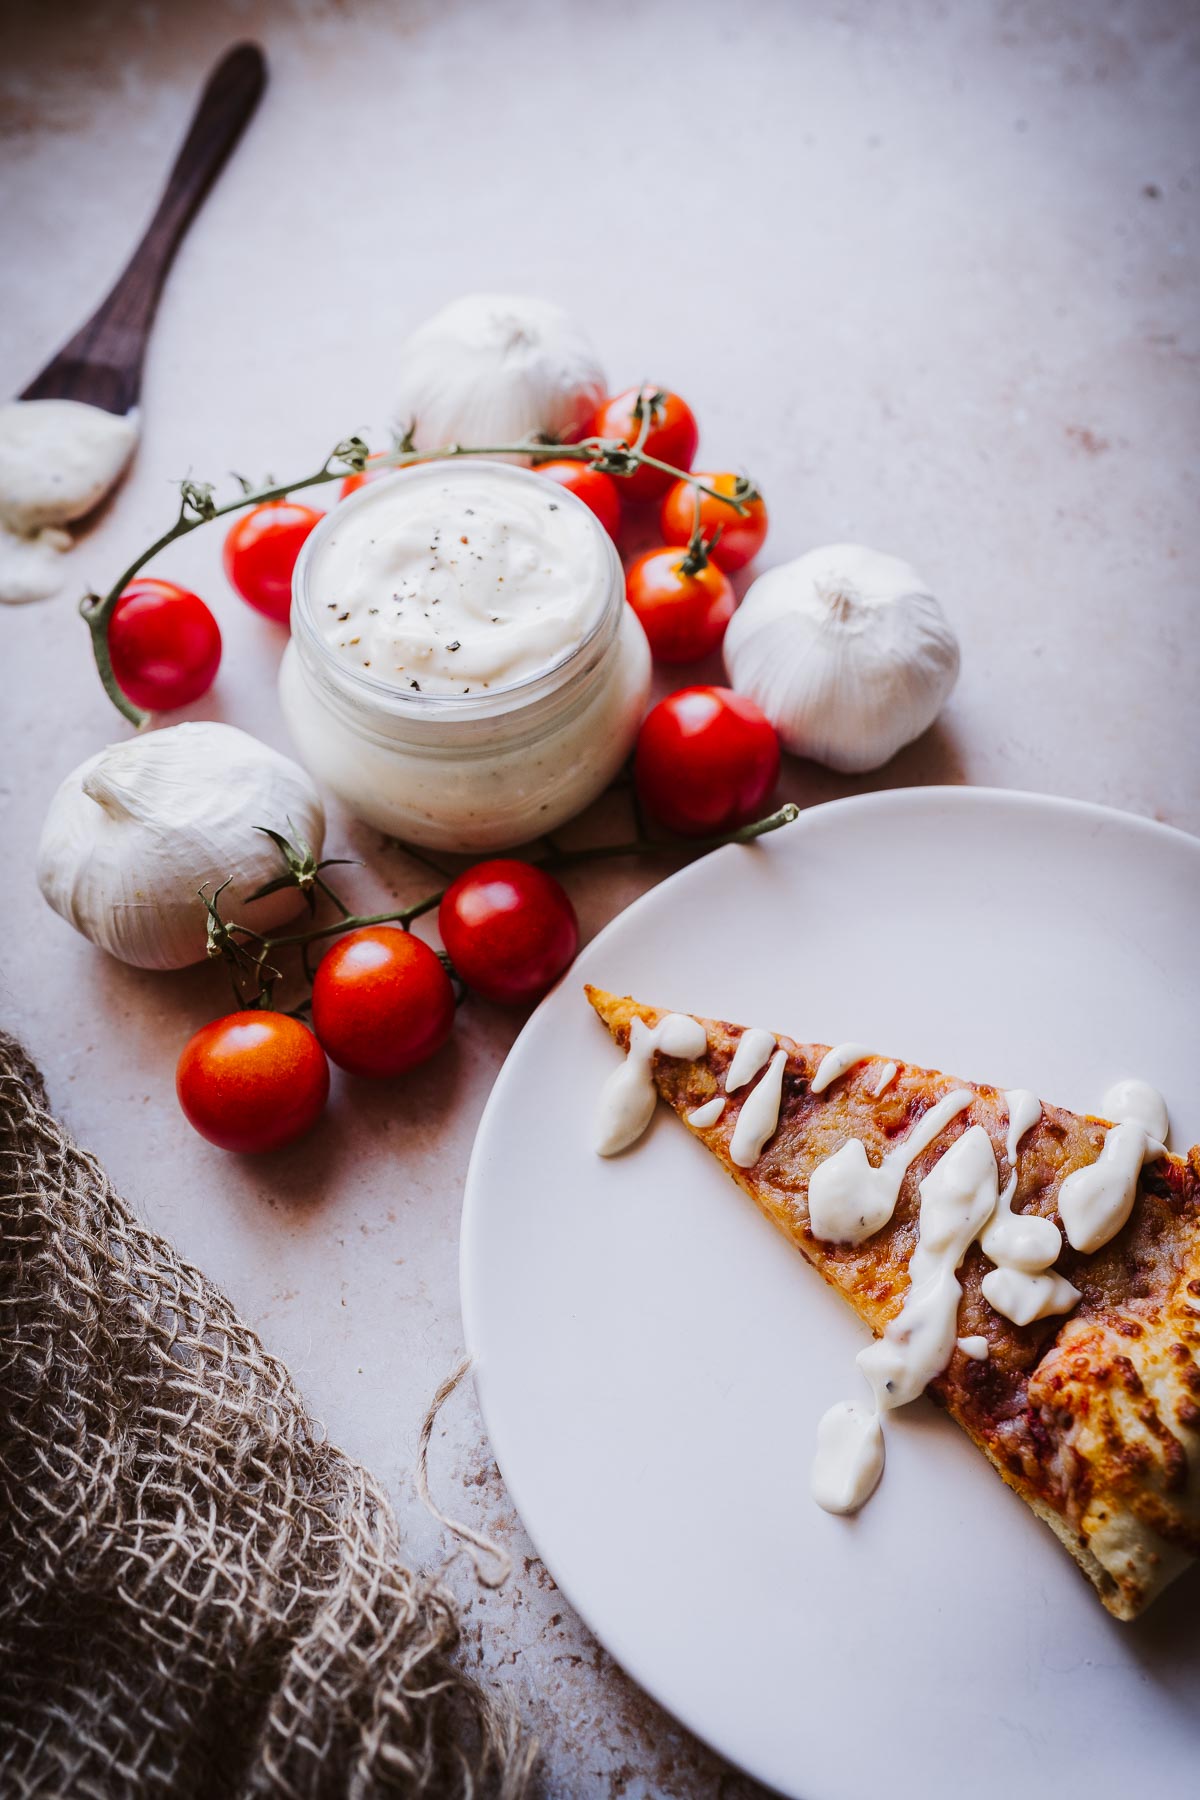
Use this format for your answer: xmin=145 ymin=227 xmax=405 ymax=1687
xmin=19 ymin=42 xmax=267 ymax=417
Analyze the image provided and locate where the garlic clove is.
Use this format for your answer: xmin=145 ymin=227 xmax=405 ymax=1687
xmin=723 ymin=544 xmax=960 ymax=773
xmin=393 ymin=294 xmax=606 ymax=462
xmin=37 ymin=721 xmax=326 ymax=970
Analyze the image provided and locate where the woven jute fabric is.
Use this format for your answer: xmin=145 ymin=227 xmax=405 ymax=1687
xmin=0 ymin=1031 xmax=535 ymax=1799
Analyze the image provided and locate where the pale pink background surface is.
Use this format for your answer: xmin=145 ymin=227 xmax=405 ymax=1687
xmin=2 ymin=3 xmax=1198 ymax=1794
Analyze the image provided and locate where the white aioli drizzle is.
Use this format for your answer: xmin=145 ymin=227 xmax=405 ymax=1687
xmin=979 ymin=1088 xmax=1080 ymax=1327
xmin=687 ymin=1096 xmax=726 ymax=1129
xmin=594 ymin=1014 xmax=708 ymax=1155
xmin=812 ymin=1125 xmax=1000 ymax=1513
xmin=1057 ymin=1079 xmax=1169 ymax=1255
xmin=730 ymin=1051 xmax=788 ymax=1168
xmin=1101 ymin=1077 xmax=1169 ymax=1144
xmin=808 ymin=1088 xmax=974 ymax=1245
xmin=810 ymin=1042 xmax=872 ymax=1095
xmin=956 ymin=1335 xmax=989 ymax=1360
xmin=725 ymin=1027 xmax=776 ymax=1093
xmin=871 ymin=1061 xmax=898 ymax=1097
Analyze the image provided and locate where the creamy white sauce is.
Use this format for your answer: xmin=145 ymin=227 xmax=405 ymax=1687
xmin=0 ymin=522 xmax=72 ymax=604
xmin=807 ymin=1088 xmax=973 ymax=1245
xmin=686 ymin=1096 xmax=726 ymax=1129
xmin=0 ymin=400 xmax=137 ymax=533
xmin=978 ymin=1088 xmax=1080 ymax=1327
xmin=0 ymin=400 xmax=138 ymax=605
xmin=725 ymin=1027 xmax=776 ymax=1094
xmin=1055 ymin=1075 xmax=1168 ymax=1256
xmin=810 ymin=1401 xmax=885 ymax=1513
xmin=307 ymin=464 xmax=610 ymax=696
xmin=730 ymin=1050 xmax=788 ymax=1168
xmin=813 ymin=1125 xmax=1000 ymax=1514
xmin=594 ymin=1013 xmax=708 ymax=1156
xmin=1102 ymin=1077 xmax=1169 ymax=1145
xmin=871 ymin=1060 xmax=898 ymax=1097
xmin=956 ymin=1335 xmax=989 ymax=1360
xmin=1058 ymin=1122 xmax=1156 ymax=1254
xmin=810 ymin=1042 xmax=872 ymax=1094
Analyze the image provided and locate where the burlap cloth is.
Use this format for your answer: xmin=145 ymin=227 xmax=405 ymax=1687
xmin=0 ymin=1032 xmax=536 ymax=1798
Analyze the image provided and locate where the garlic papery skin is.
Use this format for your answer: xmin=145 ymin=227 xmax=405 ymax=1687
xmin=393 ymin=294 xmax=606 ymax=460
xmin=37 ymin=722 xmax=326 ymax=970
xmin=722 ymin=544 xmax=960 ymax=773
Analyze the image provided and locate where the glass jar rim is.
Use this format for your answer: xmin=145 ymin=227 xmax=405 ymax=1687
xmin=289 ymin=457 xmax=624 ymax=723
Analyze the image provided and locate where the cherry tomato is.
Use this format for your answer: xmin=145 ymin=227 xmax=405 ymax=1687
xmin=635 ymin=686 xmax=780 ymax=837
xmin=176 ymin=1011 xmax=329 ymax=1153
xmin=586 ymin=387 xmax=699 ymax=501
xmin=659 ymin=473 xmax=768 ymax=573
xmin=439 ymin=860 xmax=579 ymax=1005
xmin=625 ymin=547 xmax=734 ymax=663
xmin=311 ymin=926 xmax=454 ymax=1078
xmin=223 ymin=500 xmax=324 ymax=624
xmin=339 ymin=451 xmax=420 ymax=499
xmin=107 ymin=578 xmax=221 ymax=711
xmin=533 ymin=460 xmax=622 ymax=540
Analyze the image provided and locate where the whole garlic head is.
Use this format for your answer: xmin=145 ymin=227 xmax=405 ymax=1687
xmin=37 ymin=722 xmax=326 ymax=970
xmin=723 ymin=544 xmax=960 ymax=773
xmin=394 ymin=294 xmax=606 ymax=458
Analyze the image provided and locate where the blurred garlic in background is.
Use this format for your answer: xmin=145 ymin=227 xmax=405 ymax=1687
xmin=393 ymin=293 xmax=606 ymax=458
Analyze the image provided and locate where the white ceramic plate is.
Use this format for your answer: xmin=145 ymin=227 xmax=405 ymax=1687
xmin=460 ymin=788 xmax=1200 ymax=1800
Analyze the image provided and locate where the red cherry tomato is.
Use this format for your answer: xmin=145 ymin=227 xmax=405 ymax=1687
xmin=338 ymin=451 xmax=423 ymax=499
xmin=311 ymin=926 xmax=454 ymax=1078
xmin=659 ymin=473 xmax=768 ymax=573
xmin=533 ymin=460 xmax=622 ymax=539
xmin=339 ymin=452 xmax=392 ymax=499
xmin=625 ymin=547 xmax=734 ymax=663
xmin=107 ymin=578 xmax=221 ymax=711
xmin=176 ymin=1011 xmax=329 ymax=1153
xmin=635 ymin=686 xmax=780 ymax=838
xmin=439 ymin=860 xmax=579 ymax=1005
xmin=223 ymin=501 xmax=324 ymax=624
xmin=586 ymin=387 xmax=699 ymax=501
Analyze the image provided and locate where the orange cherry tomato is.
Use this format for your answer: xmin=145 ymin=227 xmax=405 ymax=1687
xmin=176 ymin=1011 xmax=330 ymax=1153
xmin=585 ymin=386 xmax=699 ymax=501
xmin=533 ymin=460 xmax=622 ymax=539
xmin=659 ymin=473 xmax=768 ymax=573
xmin=625 ymin=546 xmax=734 ymax=663
xmin=223 ymin=501 xmax=324 ymax=625
xmin=311 ymin=926 xmax=455 ymax=1078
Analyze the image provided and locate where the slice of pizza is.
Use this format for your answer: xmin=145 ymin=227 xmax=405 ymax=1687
xmin=586 ymin=984 xmax=1200 ymax=1620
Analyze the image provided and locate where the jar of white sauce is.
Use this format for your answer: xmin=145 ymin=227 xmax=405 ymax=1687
xmin=279 ymin=460 xmax=650 ymax=851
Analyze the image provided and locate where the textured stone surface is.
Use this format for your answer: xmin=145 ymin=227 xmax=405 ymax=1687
xmin=1 ymin=1 xmax=1197 ymax=1793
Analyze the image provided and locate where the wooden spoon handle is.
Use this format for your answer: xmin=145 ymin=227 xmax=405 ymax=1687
xmin=21 ymin=42 xmax=267 ymax=414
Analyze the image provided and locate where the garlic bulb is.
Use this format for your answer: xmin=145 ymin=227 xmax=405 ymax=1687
xmin=723 ymin=544 xmax=960 ymax=773
xmin=394 ymin=294 xmax=606 ymax=458
xmin=37 ymin=722 xmax=326 ymax=970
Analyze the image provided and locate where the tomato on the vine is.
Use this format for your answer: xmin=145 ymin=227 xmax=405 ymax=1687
xmin=176 ymin=1011 xmax=329 ymax=1153
xmin=311 ymin=926 xmax=454 ymax=1078
xmin=533 ymin=460 xmax=622 ymax=540
xmin=660 ymin=473 xmax=768 ymax=573
xmin=107 ymin=578 xmax=221 ymax=711
xmin=625 ymin=547 xmax=734 ymax=663
xmin=223 ymin=500 xmax=324 ymax=624
xmin=339 ymin=452 xmax=420 ymax=499
xmin=635 ymin=686 xmax=780 ymax=838
xmin=586 ymin=387 xmax=698 ymax=501
xmin=439 ymin=860 xmax=579 ymax=1005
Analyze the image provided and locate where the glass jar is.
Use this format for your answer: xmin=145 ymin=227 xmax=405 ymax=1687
xmin=279 ymin=461 xmax=651 ymax=852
